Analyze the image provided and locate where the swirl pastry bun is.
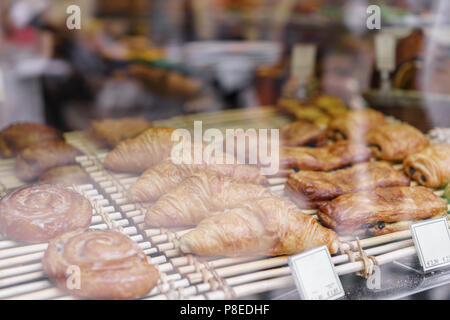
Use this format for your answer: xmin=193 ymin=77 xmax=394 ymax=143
xmin=0 ymin=185 xmax=92 ymax=243
xmin=43 ymin=229 xmax=159 ymax=299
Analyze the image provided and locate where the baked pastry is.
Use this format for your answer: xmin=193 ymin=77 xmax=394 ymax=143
xmin=129 ymin=158 xmax=267 ymax=202
xmin=0 ymin=122 xmax=62 ymax=158
xmin=281 ymin=140 xmax=372 ymax=170
xmin=327 ymin=109 xmax=386 ymax=141
xmin=313 ymin=95 xmax=348 ymax=117
xmin=286 ymin=161 xmax=410 ymax=209
xmin=180 ymin=197 xmax=339 ymax=257
xmin=403 ymin=144 xmax=450 ymax=188
xmin=103 ymin=127 xmax=176 ymax=173
xmin=280 ymin=120 xmax=327 ymax=147
xmin=0 ymin=185 xmax=92 ymax=243
xmin=15 ymin=140 xmax=82 ymax=181
xmin=145 ymin=172 xmax=271 ymax=227
xmin=43 ymin=229 xmax=159 ymax=299
xmin=317 ymin=186 xmax=447 ymax=236
xmin=38 ymin=165 xmax=90 ymax=186
xmin=91 ymin=117 xmax=153 ymax=147
xmin=367 ymin=123 xmax=429 ymax=161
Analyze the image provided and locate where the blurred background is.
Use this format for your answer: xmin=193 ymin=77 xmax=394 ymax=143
xmin=0 ymin=0 xmax=448 ymax=132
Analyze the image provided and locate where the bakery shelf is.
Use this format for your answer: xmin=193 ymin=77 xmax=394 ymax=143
xmin=0 ymin=107 xmax=449 ymax=300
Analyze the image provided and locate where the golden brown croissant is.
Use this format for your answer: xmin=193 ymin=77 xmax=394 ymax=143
xmin=145 ymin=172 xmax=271 ymax=227
xmin=317 ymin=186 xmax=447 ymax=236
xmin=91 ymin=117 xmax=153 ymax=147
xmin=15 ymin=141 xmax=82 ymax=181
xmin=327 ymin=108 xmax=386 ymax=141
xmin=180 ymin=197 xmax=339 ymax=257
xmin=0 ymin=122 xmax=62 ymax=158
xmin=281 ymin=140 xmax=372 ymax=170
xmin=403 ymin=144 xmax=450 ymax=188
xmin=367 ymin=123 xmax=429 ymax=161
xmin=38 ymin=165 xmax=90 ymax=186
xmin=103 ymin=127 xmax=176 ymax=173
xmin=286 ymin=161 xmax=410 ymax=209
xmin=129 ymin=158 xmax=267 ymax=202
xmin=280 ymin=120 xmax=327 ymax=147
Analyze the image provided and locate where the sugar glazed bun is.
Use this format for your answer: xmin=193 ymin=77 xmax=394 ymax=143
xmin=0 ymin=185 xmax=92 ymax=243
xmin=43 ymin=229 xmax=159 ymax=299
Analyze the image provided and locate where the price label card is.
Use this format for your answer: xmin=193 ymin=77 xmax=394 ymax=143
xmin=410 ymin=217 xmax=450 ymax=272
xmin=291 ymin=44 xmax=316 ymax=80
xmin=288 ymin=246 xmax=344 ymax=300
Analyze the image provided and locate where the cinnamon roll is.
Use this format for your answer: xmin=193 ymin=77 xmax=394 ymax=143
xmin=0 ymin=185 xmax=92 ymax=243
xmin=43 ymin=229 xmax=159 ymax=299
xmin=403 ymin=144 xmax=450 ymax=188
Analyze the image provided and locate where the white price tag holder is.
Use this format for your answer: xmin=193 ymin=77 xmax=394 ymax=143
xmin=410 ymin=217 xmax=450 ymax=272
xmin=374 ymin=33 xmax=396 ymax=72
xmin=288 ymin=246 xmax=344 ymax=300
xmin=291 ymin=44 xmax=316 ymax=80
xmin=374 ymin=33 xmax=396 ymax=92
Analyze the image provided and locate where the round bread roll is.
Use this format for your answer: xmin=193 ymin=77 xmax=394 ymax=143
xmin=43 ymin=229 xmax=159 ymax=299
xmin=0 ymin=185 xmax=92 ymax=243
xmin=38 ymin=165 xmax=90 ymax=186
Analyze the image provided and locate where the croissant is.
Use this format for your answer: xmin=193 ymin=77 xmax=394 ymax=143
xmin=91 ymin=117 xmax=153 ymax=147
xmin=280 ymin=120 xmax=327 ymax=147
xmin=317 ymin=186 xmax=447 ymax=236
xmin=286 ymin=161 xmax=410 ymax=209
xmin=327 ymin=109 xmax=386 ymax=142
xmin=15 ymin=141 xmax=82 ymax=181
xmin=403 ymin=144 xmax=450 ymax=188
xmin=103 ymin=127 xmax=176 ymax=173
xmin=281 ymin=140 xmax=372 ymax=170
xmin=367 ymin=123 xmax=429 ymax=161
xmin=0 ymin=122 xmax=62 ymax=158
xmin=129 ymin=158 xmax=267 ymax=202
xmin=145 ymin=172 xmax=271 ymax=227
xmin=180 ymin=197 xmax=339 ymax=257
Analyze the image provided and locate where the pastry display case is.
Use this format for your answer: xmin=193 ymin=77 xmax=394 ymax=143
xmin=0 ymin=0 xmax=449 ymax=302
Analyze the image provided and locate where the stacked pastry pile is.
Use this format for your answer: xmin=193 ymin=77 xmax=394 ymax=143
xmin=285 ymin=108 xmax=449 ymax=237
xmin=0 ymin=123 xmax=88 ymax=185
xmin=0 ymin=118 xmax=152 ymax=186
xmin=0 ymin=118 xmax=159 ymax=299
xmin=103 ymin=126 xmax=340 ymax=258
